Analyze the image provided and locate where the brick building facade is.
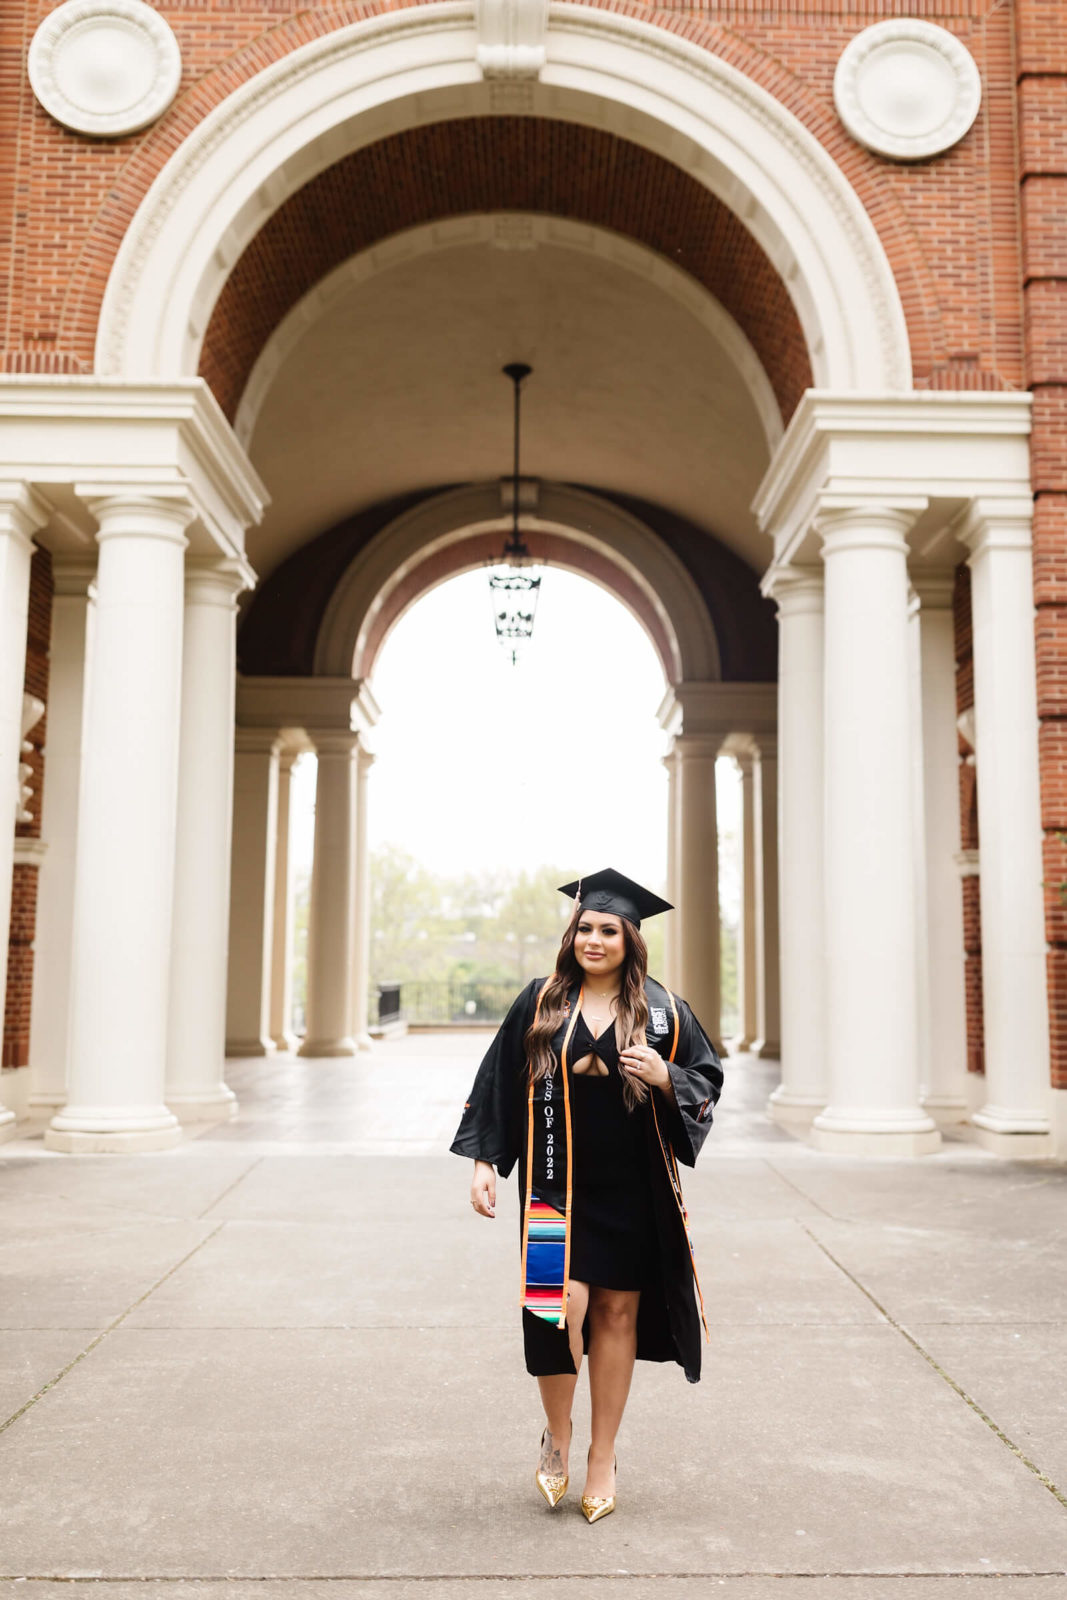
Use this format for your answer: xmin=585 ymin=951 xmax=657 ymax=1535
xmin=0 ymin=0 xmax=1063 ymax=1154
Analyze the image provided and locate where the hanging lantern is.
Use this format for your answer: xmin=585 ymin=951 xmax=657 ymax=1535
xmin=488 ymin=362 xmax=541 ymax=665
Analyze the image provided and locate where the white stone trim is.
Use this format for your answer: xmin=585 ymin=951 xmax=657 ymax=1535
xmin=754 ymin=390 xmax=1033 ymax=573
xmin=28 ymin=0 xmax=182 ymax=139
xmin=312 ymin=481 xmax=721 ymax=684
xmin=0 ymin=378 xmax=267 ymax=567
xmin=95 ymin=2 xmax=911 ymax=394
xmin=13 ymin=837 xmax=48 ymax=867
xmin=475 ymin=0 xmax=548 ymax=78
xmin=834 ymin=21 xmax=981 ymax=163
xmin=234 ymin=213 xmax=783 ymax=454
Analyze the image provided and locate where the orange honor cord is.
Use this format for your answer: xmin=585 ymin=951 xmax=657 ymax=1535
xmin=657 ymin=990 xmax=709 ymax=1342
xmin=519 ymin=980 xmax=551 ymax=1311
xmin=556 ymin=990 xmax=582 ymax=1328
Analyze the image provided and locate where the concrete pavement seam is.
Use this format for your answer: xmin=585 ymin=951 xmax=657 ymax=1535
xmin=0 ymin=1222 xmax=226 ymax=1439
xmin=2 ymin=1572 xmax=1067 ymax=1583
xmin=761 ymin=1160 xmax=840 ymax=1219
xmin=196 ymin=1155 xmax=267 ymax=1219
xmin=800 ymin=1225 xmax=1067 ymax=1515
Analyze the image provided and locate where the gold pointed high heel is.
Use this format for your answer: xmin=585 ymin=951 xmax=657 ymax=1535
xmin=535 ymin=1425 xmax=570 ymax=1509
xmin=581 ymin=1453 xmax=617 ymax=1524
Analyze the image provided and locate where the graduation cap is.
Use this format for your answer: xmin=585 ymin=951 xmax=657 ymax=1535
xmin=558 ymin=867 xmax=673 ymax=928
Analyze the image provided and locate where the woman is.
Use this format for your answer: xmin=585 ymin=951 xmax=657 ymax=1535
xmin=451 ymin=867 xmax=723 ymax=1522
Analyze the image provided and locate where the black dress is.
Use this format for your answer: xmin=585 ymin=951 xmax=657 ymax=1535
xmin=567 ymin=1010 xmax=659 ymax=1291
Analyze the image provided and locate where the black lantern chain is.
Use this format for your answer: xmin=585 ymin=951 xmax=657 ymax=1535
xmin=489 ymin=363 xmax=541 ymax=665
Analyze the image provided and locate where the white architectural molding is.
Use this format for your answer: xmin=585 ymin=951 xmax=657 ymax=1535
xmin=13 ymin=837 xmax=48 ymax=867
xmin=834 ymin=21 xmax=981 ymax=163
xmin=0 ymin=378 xmax=267 ymax=566
xmin=755 ymin=391 xmax=1033 ymax=572
xmin=657 ymin=681 xmax=777 ymax=738
xmin=28 ymin=0 xmax=182 ymax=139
xmin=17 ymin=694 xmax=46 ymax=825
xmin=234 ymin=214 xmax=783 ymax=455
xmin=236 ymin=675 xmax=381 ymax=737
xmin=476 ymin=0 xmax=548 ymax=78
xmin=314 ymin=482 xmax=721 ymax=684
xmin=95 ymin=2 xmax=911 ymax=393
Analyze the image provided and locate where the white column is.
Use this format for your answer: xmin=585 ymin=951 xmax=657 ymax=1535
xmin=768 ymin=571 xmax=828 ymax=1126
xmin=662 ymin=748 xmax=679 ymax=989
xmin=28 ymin=560 xmax=95 ymax=1110
xmin=813 ymin=504 xmax=940 ymax=1155
xmin=911 ymin=574 xmax=969 ymax=1124
xmin=673 ymin=734 xmax=723 ymax=1051
xmin=352 ymin=743 xmax=374 ymax=1050
xmin=751 ymin=734 xmax=781 ymax=1058
xmin=225 ymin=729 xmax=280 ymax=1057
xmin=725 ymin=743 xmax=759 ymax=1051
xmin=0 ymin=487 xmax=46 ymax=1141
xmin=47 ymin=494 xmax=192 ymax=1152
xmin=269 ymin=747 xmax=299 ymax=1053
xmin=960 ymin=503 xmax=1052 ymax=1152
xmin=165 ymin=561 xmax=245 ymax=1119
xmin=300 ymin=730 xmax=358 ymax=1057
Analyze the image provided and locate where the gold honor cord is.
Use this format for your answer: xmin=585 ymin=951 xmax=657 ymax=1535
xmin=650 ymin=991 xmax=710 ymax=1343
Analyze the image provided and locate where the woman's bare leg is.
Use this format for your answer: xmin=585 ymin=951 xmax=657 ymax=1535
xmin=536 ymin=1278 xmax=589 ymax=1476
xmin=584 ymin=1286 xmax=640 ymax=1497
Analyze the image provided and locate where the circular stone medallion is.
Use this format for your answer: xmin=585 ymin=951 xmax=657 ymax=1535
xmin=834 ymin=20 xmax=981 ymax=161
xmin=28 ymin=0 xmax=182 ymax=138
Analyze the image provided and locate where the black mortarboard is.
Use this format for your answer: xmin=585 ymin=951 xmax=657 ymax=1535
xmin=557 ymin=867 xmax=673 ymax=928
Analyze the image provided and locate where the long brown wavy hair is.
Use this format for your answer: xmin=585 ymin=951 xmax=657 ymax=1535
xmin=524 ymin=904 xmax=650 ymax=1110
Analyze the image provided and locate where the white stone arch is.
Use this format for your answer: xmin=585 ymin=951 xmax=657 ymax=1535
xmin=96 ymin=1 xmax=912 ymax=393
xmin=233 ymin=212 xmax=784 ymax=454
xmin=313 ymin=482 xmax=723 ymax=683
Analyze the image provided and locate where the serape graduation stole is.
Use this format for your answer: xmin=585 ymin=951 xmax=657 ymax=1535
xmin=650 ymin=989 xmax=710 ymax=1344
xmin=520 ymin=982 xmax=580 ymax=1330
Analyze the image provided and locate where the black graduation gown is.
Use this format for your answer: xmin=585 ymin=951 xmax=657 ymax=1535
xmin=450 ymin=975 xmax=724 ymax=1383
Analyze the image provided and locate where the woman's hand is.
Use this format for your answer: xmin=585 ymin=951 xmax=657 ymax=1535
xmin=470 ymin=1160 xmax=496 ymax=1218
xmin=620 ymin=1043 xmax=674 ymax=1097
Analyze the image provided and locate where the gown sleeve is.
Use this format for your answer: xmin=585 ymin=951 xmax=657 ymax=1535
xmin=660 ymin=998 xmax=724 ymax=1167
xmin=449 ymin=977 xmax=544 ymax=1179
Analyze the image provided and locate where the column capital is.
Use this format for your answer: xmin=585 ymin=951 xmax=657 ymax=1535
xmin=185 ymin=556 xmax=252 ymax=607
xmin=235 ymin=727 xmax=282 ymax=758
xmin=720 ymin=733 xmax=756 ymax=765
xmin=816 ymin=496 xmax=928 ymax=556
xmin=308 ymin=727 xmax=361 ymax=757
xmin=762 ymin=563 xmax=824 ymax=609
xmin=658 ymin=680 xmax=776 ymax=738
xmin=671 ymin=732 xmax=727 ymax=761
xmin=908 ymin=569 xmax=956 ymax=610
xmin=51 ymin=555 xmax=97 ymax=598
xmin=357 ymin=744 xmax=376 ymax=775
xmin=954 ymin=496 xmax=1033 ymax=559
xmin=0 ymin=481 xmax=51 ymax=546
xmin=77 ymin=487 xmax=197 ymax=546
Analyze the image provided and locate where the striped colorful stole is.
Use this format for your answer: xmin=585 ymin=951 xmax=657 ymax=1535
xmin=520 ymin=983 xmax=579 ymax=1329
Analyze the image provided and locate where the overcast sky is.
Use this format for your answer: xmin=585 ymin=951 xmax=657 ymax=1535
xmin=290 ymin=567 xmax=740 ymax=914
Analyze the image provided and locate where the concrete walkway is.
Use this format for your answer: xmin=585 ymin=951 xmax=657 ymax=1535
xmin=1 ymin=1036 xmax=1066 ymax=1599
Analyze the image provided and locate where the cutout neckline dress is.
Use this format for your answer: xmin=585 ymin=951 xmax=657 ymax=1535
xmin=566 ymin=1008 xmax=658 ymax=1291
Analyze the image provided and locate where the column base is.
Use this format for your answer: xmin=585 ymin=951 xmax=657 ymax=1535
xmin=0 ymin=1108 xmax=17 ymax=1143
xmin=921 ymin=1093 xmax=970 ymax=1126
xmin=357 ymin=1032 xmax=374 ymax=1052
xmin=166 ymin=1086 xmax=238 ymax=1123
xmin=752 ymin=1039 xmax=781 ymax=1060
xmin=767 ymin=1087 xmax=825 ymax=1128
xmin=225 ymin=1037 xmax=277 ymax=1058
xmin=298 ymin=1037 xmax=358 ymax=1058
xmin=812 ymin=1107 xmax=941 ymax=1157
xmin=731 ymin=1033 xmax=758 ymax=1053
xmin=971 ymin=1104 xmax=1052 ymax=1158
xmin=28 ymin=1091 xmax=68 ymax=1111
xmin=270 ymin=1033 xmax=298 ymax=1054
xmin=970 ymin=1124 xmax=1052 ymax=1159
xmin=45 ymin=1103 xmax=181 ymax=1153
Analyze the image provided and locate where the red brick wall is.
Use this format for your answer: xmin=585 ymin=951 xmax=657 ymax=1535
xmin=1017 ymin=0 xmax=1067 ymax=1089
xmin=4 ymin=546 xmax=53 ymax=1070
xmin=0 ymin=2 xmax=1024 ymax=402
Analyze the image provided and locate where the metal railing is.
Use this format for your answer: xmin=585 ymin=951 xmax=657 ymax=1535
xmin=371 ymin=980 xmax=516 ymax=1027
